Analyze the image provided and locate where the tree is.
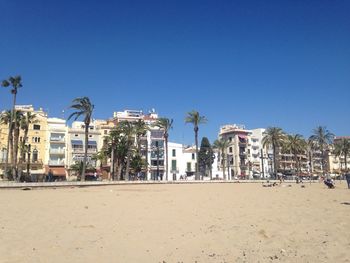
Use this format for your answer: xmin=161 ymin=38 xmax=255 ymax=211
xmin=185 ymin=111 xmax=207 ymax=180
xmin=154 ymin=118 xmax=173 ymax=180
xmin=213 ymin=138 xmax=229 ymax=180
xmin=198 ymin=137 xmax=215 ymax=179
xmin=1 ymin=75 xmax=22 ymax=179
xmin=105 ymin=128 xmax=129 ymax=180
xmin=0 ymin=111 xmax=13 ymax=178
xmin=20 ymin=112 xmax=37 ymax=162
xmin=134 ymin=119 xmax=149 ymax=155
xmin=68 ymin=97 xmax=94 ymax=181
xmin=283 ymin=134 xmax=307 ymax=175
xmin=309 ymin=126 xmax=334 ymax=176
xmin=262 ymin=127 xmax=286 ymax=178
xmin=118 ymin=121 xmax=135 ymax=181
xmin=11 ymin=111 xmax=24 ymax=180
xmin=333 ymin=138 xmax=350 ymax=172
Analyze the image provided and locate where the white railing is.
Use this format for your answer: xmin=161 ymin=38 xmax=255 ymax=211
xmin=48 ymin=160 xmax=65 ymax=165
xmin=49 ymin=149 xmax=65 ymax=154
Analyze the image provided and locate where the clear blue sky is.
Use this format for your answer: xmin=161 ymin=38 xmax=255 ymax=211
xmin=1 ymin=0 xmax=349 ymax=144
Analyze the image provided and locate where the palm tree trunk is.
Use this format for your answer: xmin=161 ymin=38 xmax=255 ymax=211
xmin=222 ymin=151 xmax=226 ymax=180
xmin=273 ymin=143 xmax=277 ymax=178
xmin=81 ymin=124 xmax=89 ymax=181
xmin=4 ymin=122 xmax=13 ymax=179
xmin=4 ymin=92 xmax=17 ymax=180
xmin=125 ymin=151 xmax=130 ymax=181
xmin=165 ymin=137 xmax=168 ymax=181
xmin=345 ymin=153 xmax=348 ymax=172
xmin=12 ymin=125 xmax=20 ymax=180
xmin=195 ymin=127 xmax=199 ymax=180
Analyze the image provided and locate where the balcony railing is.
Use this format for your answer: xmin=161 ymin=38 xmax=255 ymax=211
xmin=49 ymin=149 xmax=65 ymax=155
xmin=48 ymin=160 xmax=65 ymax=166
xmin=50 ymin=137 xmax=65 ymax=143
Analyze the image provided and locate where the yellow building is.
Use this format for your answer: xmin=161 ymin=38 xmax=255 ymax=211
xmin=0 ymin=105 xmax=48 ymax=180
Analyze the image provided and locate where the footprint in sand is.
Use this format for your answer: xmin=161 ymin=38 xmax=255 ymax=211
xmin=258 ymin=229 xmax=269 ymax=238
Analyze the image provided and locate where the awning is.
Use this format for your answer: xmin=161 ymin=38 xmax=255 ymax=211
xmin=88 ymin=141 xmax=97 ymax=146
xmin=238 ymin=135 xmax=247 ymax=139
xmin=71 ymin=140 xmax=83 ymax=145
xmin=47 ymin=167 xmax=66 ymax=176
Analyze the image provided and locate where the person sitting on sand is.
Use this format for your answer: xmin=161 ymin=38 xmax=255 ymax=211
xmin=324 ymin=178 xmax=335 ymax=189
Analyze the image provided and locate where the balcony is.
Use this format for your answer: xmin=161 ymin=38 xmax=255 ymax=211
xmin=50 ymin=137 xmax=65 ymax=143
xmin=49 ymin=149 xmax=65 ymax=155
xmin=48 ymin=160 xmax=65 ymax=166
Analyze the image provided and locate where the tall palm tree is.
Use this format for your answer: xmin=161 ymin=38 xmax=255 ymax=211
xmin=262 ymin=127 xmax=286 ymax=177
xmin=105 ymin=128 xmax=129 ymax=180
xmin=134 ymin=119 xmax=149 ymax=155
xmin=119 ymin=121 xmax=135 ymax=181
xmin=309 ymin=126 xmax=334 ymax=176
xmin=68 ymin=97 xmax=94 ymax=181
xmin=0 ymin=111 xmax=13 ymax=178
xmin=283 ymin=134 xmax=307 ymax=175
xmin=213 ymin=138 xmax=229 ymax=180
xmin=333 ymin=138 xmax=350 ymax=172
xmin=154 ymin=118 xmax=173 ymax=181
xmin=20 ymin=112 xmax=37 ymax=162
xmin=1 ymin=75 xmax=22 ymax=179
xmin=185 ymin=111 xmax=207 ymax=180
xmin=12 ymin=111 xmax=24 ymax=179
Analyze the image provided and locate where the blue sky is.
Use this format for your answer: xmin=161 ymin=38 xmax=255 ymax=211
xmin=1 ymin=0 xmax=349 ymax=144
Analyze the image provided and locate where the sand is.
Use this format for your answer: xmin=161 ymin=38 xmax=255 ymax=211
xmin=0 ymin=182 xmax=349 ymax=263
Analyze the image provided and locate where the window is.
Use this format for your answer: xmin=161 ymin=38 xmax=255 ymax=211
xmin=104 ymin=130 xmax=107 ymax=135
xmin=171 ymin=160 xmax=177 ymax=171
xmin=172 ymin=149 xmax=176 ymax=157
xmin=229 ymin=137 xmax=232 ymax=142
xmin=192 ymin=153 xmax=195 ymax=160
xmin=89 ymin=135 xmax=92 ymax=138
xmin=229 ymin=147 xmax=233 ymax=153
xmin=32 ymin=137 xmax=40 ymax=143
xmin=75 ymin=134 xmax=78 ymax=137
xmin=33 ymin=124 xmax=40 ymax=130
xmin=32 ymin=149 xmax=38 ymax=162
xmin=187 ymin=162 xmax=191 ymax=172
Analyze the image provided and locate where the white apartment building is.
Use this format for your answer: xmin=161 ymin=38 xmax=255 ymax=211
xmin=66 ymin=121 xmax=101 ymax=173
xmin=44 ymin=118 xmax=67 ymax=179
xmin=167 ymin=143 xmax=223 ymax=181
xmin=248 ymin=128 xmax=270 ymax=178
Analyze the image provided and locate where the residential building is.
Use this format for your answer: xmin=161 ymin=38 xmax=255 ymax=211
xmin=0 ymin=105 xmax=48 ymax=180
xmin=44 ymin=118 xmax=67 ymax=179
xmin=66 ymin=121 xmax=101 ymax=176
xmin=248 ymin=128 xmax=269 ymax=178
xmin=218 ymin=124 xmax=251 ymax=179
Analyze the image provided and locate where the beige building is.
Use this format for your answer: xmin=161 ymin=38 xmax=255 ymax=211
xmin=0 ymin=105 xmax=48 ymax=180
xmin=218 ymin=124 xmax=251 ymax=179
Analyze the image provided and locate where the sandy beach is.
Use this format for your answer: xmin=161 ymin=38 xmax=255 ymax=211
xmin=0 ymin=182 xmax=349 ymax=263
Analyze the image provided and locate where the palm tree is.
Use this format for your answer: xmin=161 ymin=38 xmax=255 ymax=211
xmin=134 ymin=119 xmax=149 ymax=155
xmin=185 ymin=111 xmax=207 ymax=180
xmin=309 ymin=126 xmax=334 ymax=176
xmin=154 ymin=118 xmax=173 ymax=180
xmin=119 ymin=121 xmax=135 ymax=181
xmin=262 ymin=127 xmax=286 ymax=178
xmin=1 ymin=75 xmax=22 ymax=179
xmin=12 ymin=111 xmax=24 ymax=180
xmin=68 ymin=97 xmax=94 ymax=181
xmin=20 ymin=112 xmax=37 ymax=162
xmin=105 ymin=128 xmax=128 ymax=180
xmin=0 ymin=111 xmax=12 ymax=178
xmin=333 ymin=138 xmax=350 ymax=172
xmin=283 ymin=134 xmax=307 ymax=175
xmin=213 ymin=138 xmax=229 ymax=180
